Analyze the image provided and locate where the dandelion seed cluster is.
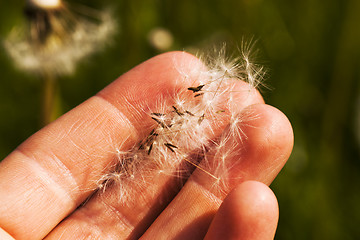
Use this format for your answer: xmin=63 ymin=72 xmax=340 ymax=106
xmin=98 ymin=46 xmax=266 ymax=202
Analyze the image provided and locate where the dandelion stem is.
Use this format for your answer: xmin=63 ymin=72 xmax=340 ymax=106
xmin=42 ymin=72 xmax=60 ymax=126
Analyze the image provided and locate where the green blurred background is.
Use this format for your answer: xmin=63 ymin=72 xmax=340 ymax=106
xmin=0 ymin=0 xmax=359 ymax=239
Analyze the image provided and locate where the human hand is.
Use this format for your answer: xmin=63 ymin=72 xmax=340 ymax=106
xmin=0 ymin=52 xmax=293 ymax=240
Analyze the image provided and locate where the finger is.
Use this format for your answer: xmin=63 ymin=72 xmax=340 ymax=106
xmin=140 ymin=104 xmax=293 ymax=239
xmin=45 ymin=80 xmax=264 ymax=239
xmin=0 ymin=52 xmax=204 ymax=239
xmin=204 ymin=181 xmax=279 ymax=240
xmin=0 ymin=228 xmax=15 ymax=240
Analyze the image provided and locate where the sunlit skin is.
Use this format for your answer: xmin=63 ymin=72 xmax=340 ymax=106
xmin=0 ymin=52 xmax=293 ymax=239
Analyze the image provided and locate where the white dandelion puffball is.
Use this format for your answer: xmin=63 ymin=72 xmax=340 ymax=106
xmin=97 ymin=45 xmax=267 ymax=203
xmin=4 ymin=2 xmax=116 ymax=76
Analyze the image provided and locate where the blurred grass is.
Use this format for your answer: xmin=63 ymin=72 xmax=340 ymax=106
xmin=0 ymin=0 xmax=359 ymax=239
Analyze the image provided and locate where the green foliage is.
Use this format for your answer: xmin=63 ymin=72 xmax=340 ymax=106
xmin=0 ymin=0 xmax=359 ymax=239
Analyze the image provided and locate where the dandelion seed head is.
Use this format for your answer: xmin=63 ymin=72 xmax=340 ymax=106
xmin=4 ymin=2 xmax=117 ymax=76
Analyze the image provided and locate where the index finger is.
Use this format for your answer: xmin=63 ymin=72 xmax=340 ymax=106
xmin=0 ymin=52 xmax=203 ymax=239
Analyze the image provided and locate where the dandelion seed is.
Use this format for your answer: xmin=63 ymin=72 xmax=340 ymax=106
xmin=185 ymin=110 xmax=195 ymax=116
xmin=151 ymin=117 xmax=163 ymax=125
xmin=151 ymin=113 xmax=165 ymax=117
xmin=188 ymin=85 xmax=205 ymax=93
xmin=172 ymin=106 xmax=184 ymax=116
xmin=164 ymin=143 xmax=178 ymax=153
xmin=147 ymin=143 xmax=153 ymax=155
xmin=198 ymin=114 xmax=205 ymax=125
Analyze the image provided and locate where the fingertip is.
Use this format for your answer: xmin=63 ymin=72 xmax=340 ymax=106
xmin=243 ymin=103 xmax=294 ymax=154
xmin=230 ymin=181 xmax=279 ymax=227
xmin=234 ymin=103 xmax=294 ymax=185
xmin=205 ymin=181 xmax=279 ymax=240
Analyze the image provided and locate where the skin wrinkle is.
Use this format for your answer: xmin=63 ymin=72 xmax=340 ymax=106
xmin=57 ymin=110 xmax=111 ymax=157
xmin=81 ymin=210 xmax=104 ymax=236
xmin=104 ymin=88 xmax=146 ymax=121
xmin=65 ymin=209 xmax=107 ymax=240
xmin=56 ymin=227 xmax=67 ymax=240
xmin=99 ymin=197 xmax=135 ymax=234
xmin=15 ymin=149 xmax=78 ymax=205
xmin=94 ymin=95 xmax=141 ymax=140
xmin=52 ymin=112 xmax=126 ymax=192
xmin=67 ymin=118 xmax=87 ymax=138
xmin=46 ymin=151 xmax=81 ymax=194
xmin=52 ymin=128 xmax=72 ymax=145
xmin=69 ymin=96 xmax=140 ymax=187
xmin=65 ymin=108 xmax=120 ymax=158
xmin=192 ymin=180 xmax=223 ymax=206
xmin=118 ymin=97 xmax=144 ymax=125
xmin=43 ymin=95 xmax=145 ymax=238
xmin=66 ymin=118 xmax=117 ymax=161
xmin=0 ymin=151 xmax=75 ymax=238
xmin=67 ymin=138 xmax=100 ymax=160
xmin=0 ymin=94 xmax=144 ymax=239
xmin=55 ymin=223 xmax=86 ymax=240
